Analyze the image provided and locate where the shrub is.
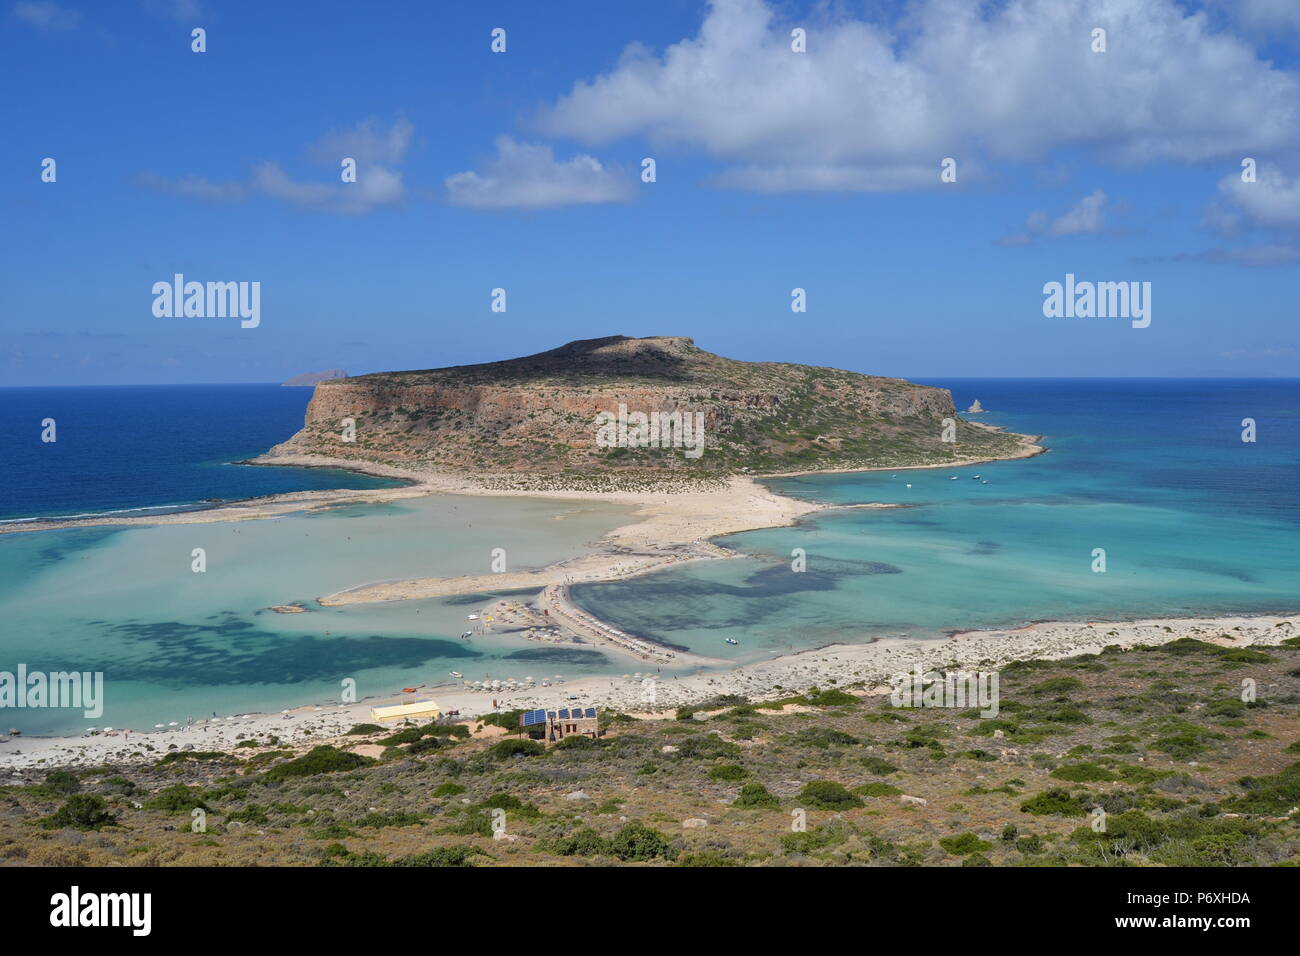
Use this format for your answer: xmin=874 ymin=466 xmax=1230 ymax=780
xmin=433 ymin=782 xmax=467 ymax=797
xmin=486 ymin=739 xmax=544 ymax=760
xmin=264 ymin=746 xmax=372 ymax=781
xmin=939 ymin=832 xmax=993 ymax=855
xmin=1020 ymin=788 xmax=1089 ymax=817
xmin=144 ymin=784 xmax=209 ymax=812
xmin=43 ymin=770 xmax=81 ymax=795
xmin=860 ymin=756 xmax=898 ymax=775
xmin=708 ymin=764 xmax=748 ymax=782
xmin=1051 ymin=762 xmax=1119 ymax=783
xmin=801 ymin=688 xmax=858 ymax=707
xmin=1031 ymin=677 xmax=1083 ymax=695
xmin=732 ymin=783 xmax=780 ymax=809
xmin=345 ymin=723 xmax=384 ymax=735
xmin=799 ymin=780 xmax=863 ymax=810
xmin=1226 ymin=761 xmax=1300 ymax=814
xmin=853 ymin=782 xmax=901 ymax=798
xmin=606 ymin=822 xmax=677 ymax=862
xmin=42 ymin=794 xmax=117 ymax=831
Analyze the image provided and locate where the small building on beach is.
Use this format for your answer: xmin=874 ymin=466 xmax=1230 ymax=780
xmin=371 ymin=699 xmax=441 ymax=723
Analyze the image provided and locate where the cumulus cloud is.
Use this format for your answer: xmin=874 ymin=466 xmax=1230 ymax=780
xmin=12 ymin=1 xmax=79 ymax=30
xmin=136 ymin=172 xmax=248 ymax=202
xmin=445 ymin=137 xmax=635 ymax=210
xmin=1000 ymin=190 xmax=1107 ymax=245
xmin=138 ymin=118 xmax=411 ymax=215
xmin=536 ymin=0 xmax=1300 ymax=194
xmin=1192 ymin=164 xmax=1300 ymax=264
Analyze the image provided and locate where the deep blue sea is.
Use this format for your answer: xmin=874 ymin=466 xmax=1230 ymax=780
xmin=0 ymin=385 xmax=402 ymax=521
xmin=1 ymin=379 xmax=1297 ymax=735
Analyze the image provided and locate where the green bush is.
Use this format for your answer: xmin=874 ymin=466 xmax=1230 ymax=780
xmin=264 ymin=746 xmax=372 ymax=781
xmin=1051 ymin=762 xmax=1119 ymax=782
xmin=708 ymin=764 xmax=748 ymax=782
xmin=799 ymin=780 xmax=863 ymax=810
xmin=606 ymin=822 xmax=677 ymax=862
xmin=43 ymin=770 xmax=81 ymax=795
xmin=732 ymin=783 xmax=780 ymax=809
xmin=853 ymin=782 xmax=901 ymax=798
xmin=486 ymin=739 xmax=544 ymax=760
xmin=939 ymin=832 xmax=993 ymax=855
xmin=1020 ymin=788 xmax=1089 ymax=817
xmin=42 ymin=794 xmax=117 ymax=831
xmin=144 ymin=784 xmax=209 ymax=812
xmin=860 ymin=756 xmax=898 ymax=775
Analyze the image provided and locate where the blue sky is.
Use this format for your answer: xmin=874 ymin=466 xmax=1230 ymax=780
xmin=3 ymin=0 xmax=1299 ymax=385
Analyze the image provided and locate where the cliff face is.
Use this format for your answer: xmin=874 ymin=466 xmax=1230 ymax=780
xmin=264 ymin=336 xmax=1022 ymax=475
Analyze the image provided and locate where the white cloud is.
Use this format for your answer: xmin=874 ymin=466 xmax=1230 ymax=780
xmin=1196 ymin=164 xmax=1300 ymax=264
xmin=138 ymin=118 xmax=411 ymax=215
xmin=136 ymin=172 xmax=247 ymax=202
xmin=446 ymin=137 xmax=635 ymax=210
xmin=311 ymin=117 xmax=414 ymax=166
xmin=1000 ymin=189 xmax=1107 ymax=245
xmin=12 ymin=1 xmax=79 ymax=30
xmin=536 ymin=0 xmax=1300 ymax=193
xmin=1047 ymin=190 xmax=1107 ymax=236
xmin=1212 ymin=165 xmax=1300 ymax=231
xmin=251 ymin=161 xmax=404 ymax=215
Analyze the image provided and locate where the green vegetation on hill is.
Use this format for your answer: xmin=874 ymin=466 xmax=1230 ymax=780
xmin=4 ymin=634 xmax=1298 ymax=867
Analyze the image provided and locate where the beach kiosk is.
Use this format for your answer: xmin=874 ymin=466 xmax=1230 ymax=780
xmin=371 ymin=699 xmax=441 ymax=723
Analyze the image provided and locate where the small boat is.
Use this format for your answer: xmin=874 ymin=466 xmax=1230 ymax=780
xmin=401 ymin=686 xmax=418 ymax=694
xmin=467 ymin=614 xmax=479 ymax=620
xmin=972 ymin=474 xmax=981 ymax=479
xmin=461 ymin=630 xmax=472 ymax=639
xmin=950 ymin=476 xmax=958 ymax=480
xmin=724 ymin=638 xmax=740 ymax=645
xmin=981 ymin=480 xmax=989 ymax=484
xmin=449 ymin=671 xmax=463 ymax=679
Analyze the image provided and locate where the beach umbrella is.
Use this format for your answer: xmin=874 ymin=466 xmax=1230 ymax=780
xmin=104 ymin=727 xmax=113 ymax=732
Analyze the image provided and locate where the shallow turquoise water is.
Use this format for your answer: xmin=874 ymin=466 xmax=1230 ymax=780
xmin=4 ymin=379 xmax=1296 ymax=736
xmin=573 ymin=379 xmax=1300 ymax=663
xmin=0 ymin=495 xmax=636 ymax=735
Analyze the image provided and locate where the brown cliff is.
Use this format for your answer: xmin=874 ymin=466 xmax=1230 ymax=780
xmin=262 ymin=336 xmax=1031 ymax=476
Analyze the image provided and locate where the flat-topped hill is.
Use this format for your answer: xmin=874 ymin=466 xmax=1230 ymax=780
xmin=262 ymin=336 xmax=1035 ymax=478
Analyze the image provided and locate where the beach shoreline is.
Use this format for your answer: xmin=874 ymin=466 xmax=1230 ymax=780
xmin=2 ymin=611 xmax=1293 ymax=772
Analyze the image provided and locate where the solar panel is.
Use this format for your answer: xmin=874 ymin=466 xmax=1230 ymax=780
xmin=585 ymin=708 xmax=596 ymax=718
xmin=546 ymin=711 xmax=556 ymax=720
xmin=521 ymin=708 xmax=547 ymax=727
xmin=558 ymin=709 xmax=570 ymax=720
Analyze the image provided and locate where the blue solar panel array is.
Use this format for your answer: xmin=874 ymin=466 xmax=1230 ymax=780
xmin=521 ymin=706 xmax=597 ymax=726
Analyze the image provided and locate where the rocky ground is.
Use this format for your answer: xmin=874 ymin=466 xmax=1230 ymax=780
xmin=3 ymin=631 xmax=1298 ymax=867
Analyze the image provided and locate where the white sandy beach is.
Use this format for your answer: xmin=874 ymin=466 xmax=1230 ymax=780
xmin=1 ymin=612 xmax=1293 ymax=772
